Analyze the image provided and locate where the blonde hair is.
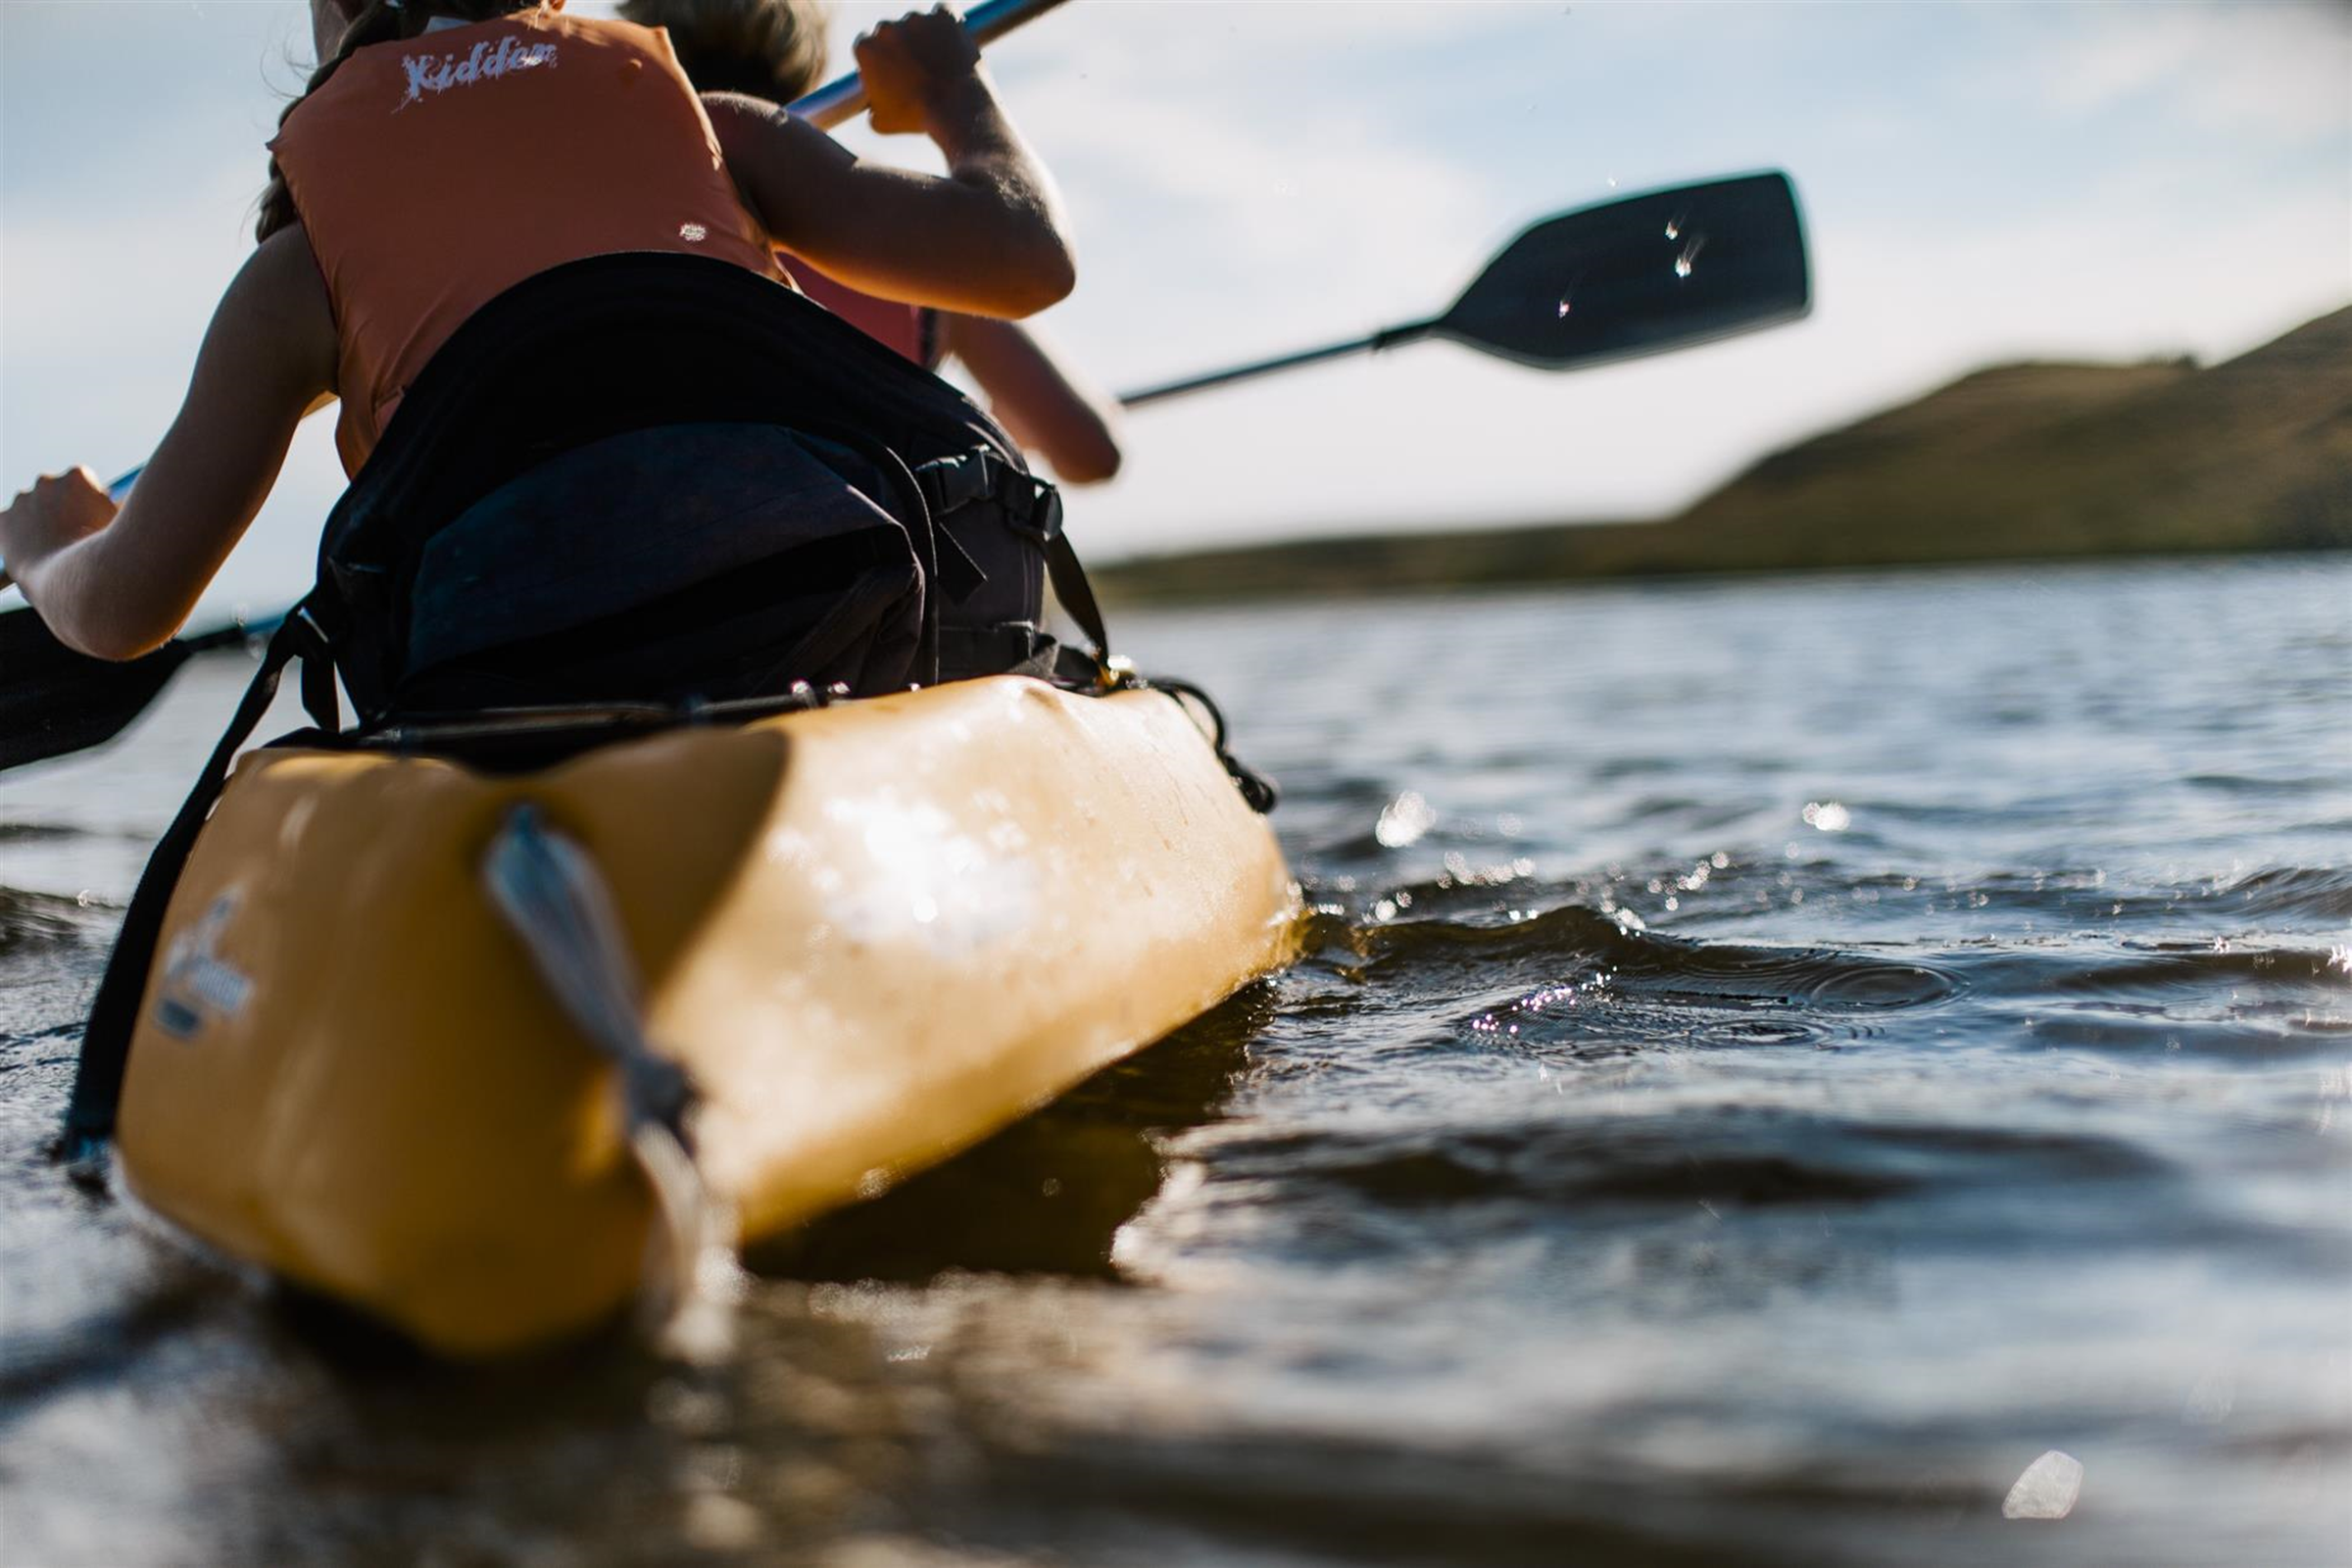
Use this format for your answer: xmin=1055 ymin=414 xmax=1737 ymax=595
xmin=258 ymin=1 xmax=537 ymax=243
xmin=616 ymin=0 xmax=829 ymax=101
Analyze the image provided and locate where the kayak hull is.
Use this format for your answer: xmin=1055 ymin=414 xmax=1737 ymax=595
xmin=114 ymin=678 xmax=1298 ymax=1355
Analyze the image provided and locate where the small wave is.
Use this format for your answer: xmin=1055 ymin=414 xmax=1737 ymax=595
xmin=0 ymin=889 xmax=112 ymax=955
xmin=1285 ymin=1136 xmax=1913 ymax=1210
xmin=0 ymin=1281 xmax=232 ymax=1426
xmin=1202 ymin=1108 xmax=2168 ymax=1218
xmin=2220 ymin=866 xmax=2352 ymax=920
xmin=1952 ymin=939 xmax=2349 ymax=1003
xmin=1363 ymin=904 xmax=1960 ymax=1014
xmin=2050 ymin=941 xmax=2348 ymax=993
xmin=1765 ymin=864 xmax=2352 ymax=936
xmin=1938 ymin=938 xmax=2351 ymax=1060
xmin=1588 ymin=755 xmax=1678 ymax=782
xmin=2182 ymin=772 xmax=2340 ymax=798
xmin=0 ymin=823 xmax=92 ymax=844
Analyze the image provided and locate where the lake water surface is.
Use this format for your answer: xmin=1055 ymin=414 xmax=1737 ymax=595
xmin=3 ymin=557 xmax=2347 ymax=1565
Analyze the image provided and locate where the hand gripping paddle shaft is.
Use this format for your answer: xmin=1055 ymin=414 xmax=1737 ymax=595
xmin=792 ymin=0 xmax=1075 ymax=127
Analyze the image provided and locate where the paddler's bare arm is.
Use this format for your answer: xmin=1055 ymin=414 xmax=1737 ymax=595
xmin=708 ymin=9 xmax=1074 ymax=319
xmin=0 ymin=227 xmax=336 ymax=660
xmin=942 ymin=317 xmax=1123 ymax=483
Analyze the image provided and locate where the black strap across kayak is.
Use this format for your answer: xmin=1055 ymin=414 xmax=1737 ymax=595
xmin=58 ymin=607 xmax=335 ymax=1166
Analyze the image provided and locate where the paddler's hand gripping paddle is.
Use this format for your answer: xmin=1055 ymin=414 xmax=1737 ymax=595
xmin=795 ymin=0 xmax=1074 ymax=128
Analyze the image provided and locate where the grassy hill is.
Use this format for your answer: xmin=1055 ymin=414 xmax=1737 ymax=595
xmin=1098 ymin=304 xmax=2352 ymax=603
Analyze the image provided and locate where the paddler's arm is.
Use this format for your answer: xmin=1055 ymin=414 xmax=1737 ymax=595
xmin=707 ymin=9 xmax=1075 ymax=319
xmin=940 ymin=316 xmax=1123 ymax=483
xmin=0 ymin=227 xmax=336 ymax=660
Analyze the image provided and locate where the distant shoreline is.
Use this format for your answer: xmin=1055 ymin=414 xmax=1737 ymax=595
xmin=1099 ymin=304 xmax=2352 ymax=606
xmin=1097 ymin=532 xmax=2351 ymax=608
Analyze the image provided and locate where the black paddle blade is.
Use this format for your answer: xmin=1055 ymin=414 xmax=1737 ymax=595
xmin=1434 ymin=171 xmax=1810 ymax=370
xmin=0 ymin=606 xmax=194 ymax=771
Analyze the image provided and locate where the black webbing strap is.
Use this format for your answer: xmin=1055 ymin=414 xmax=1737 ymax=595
xmin=1043 ymin=529 xmax=1111 ymax=666
xmin=907 ymin=447 xmax=1110 ymax=669
xmin=57 ymin=609 xmax=333 ymax=1165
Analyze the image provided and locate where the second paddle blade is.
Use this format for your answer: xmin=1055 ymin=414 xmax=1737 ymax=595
xmin=0 ymin=608 xmax=193 ymax=772
xmin=1436 ymin=171 xmax=1810 ymax=370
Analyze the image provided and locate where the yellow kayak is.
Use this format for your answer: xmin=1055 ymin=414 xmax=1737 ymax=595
xmin=113 ymin=676 xmax=1298 ymax=1355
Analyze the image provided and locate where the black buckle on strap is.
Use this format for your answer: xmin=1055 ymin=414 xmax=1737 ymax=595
xmin=1005 ymin=481 xmax=1062 ymax=545
xmin=910 ymin=450 xmax=1063 ymax=547
xmin=910 ymin=449 xmax=995 ymax=514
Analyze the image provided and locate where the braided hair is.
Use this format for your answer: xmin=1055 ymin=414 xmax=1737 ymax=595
xmin=256 ymin=0 xmax=539 ymax=243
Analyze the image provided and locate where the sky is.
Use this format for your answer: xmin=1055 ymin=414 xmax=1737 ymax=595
xmin=1 ymin=1 xmax=2346 ymax=615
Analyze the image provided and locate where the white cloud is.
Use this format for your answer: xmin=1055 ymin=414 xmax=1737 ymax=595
xmin=2032 ymin=1 xmax=2350 ymax=141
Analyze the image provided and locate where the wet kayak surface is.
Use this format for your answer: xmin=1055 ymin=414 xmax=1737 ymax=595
xmin=3 ymin=555 xmax=2346 ymax=1566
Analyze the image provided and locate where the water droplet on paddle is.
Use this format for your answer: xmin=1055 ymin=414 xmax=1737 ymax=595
xmin=1674 ymin=233 xmax=1707 ymax=279
xmin=678 ymin=221 xmax=709 ymax=244
xmin=1664 ymin=220 xmax=1680 ymax=240
xmin=1556 ymin=295 xmax=1572 ymax=318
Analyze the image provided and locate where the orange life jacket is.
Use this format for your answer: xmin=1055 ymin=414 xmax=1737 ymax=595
xmin=272 ymin=6 xmax=782 ymax=473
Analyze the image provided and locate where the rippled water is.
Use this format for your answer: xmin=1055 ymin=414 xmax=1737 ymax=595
xmin=3 ymin=557 xmax=2347 ymax=1566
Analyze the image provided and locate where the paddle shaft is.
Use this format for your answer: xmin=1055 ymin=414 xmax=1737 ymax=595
xmin=1119 ymin=321 xmax=1437 ymax=409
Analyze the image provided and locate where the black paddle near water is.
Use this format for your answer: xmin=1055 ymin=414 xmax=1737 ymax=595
xmin=0 ymin=616 xmax=263 ymax=773
xmin=0 ymin=466 xmax=254 ymax=773
xmin=1118 ymin=171 xmax=1810 ymax=407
